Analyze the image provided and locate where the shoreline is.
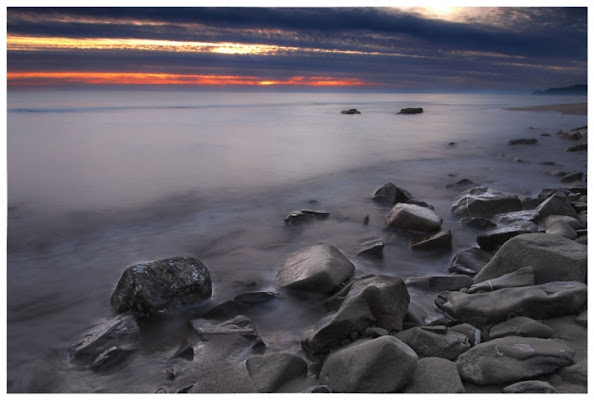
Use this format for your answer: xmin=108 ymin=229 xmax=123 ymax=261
xmin=504 ymin=103 xmax=587 ymax=116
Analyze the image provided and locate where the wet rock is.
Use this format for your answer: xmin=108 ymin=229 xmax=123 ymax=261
xmin=372 ymin=182 xmax=413 ymax=206
xmin=410 ymin=229 xmax=452 ymax=251
xmin=446 ymin=178 xmax=478 ymax=191
xmin=440 ymin=281 xmax=587 ymax=327
xmin=476 ymin=225 xmax=535 ymax=251
xmin=494 ymin=210 xmax=540 ymax=224
xmin=489 ymin=316 xmax=553 ymax=340
xmin=467 ymin=266 xmax=535 ymax=294
xmin=276 ymin=244 xmax=355 ymax=294
xmin=341 ymin=108 xmax=361 ymax=114
xmin=566 ymin=130 xmax=584 ymax=140
xmin=234 ymin=292 xmax=278 ymax=304
xmin=565 ymin=143 xmax=587 ymax=152
xmin=356 ymin=241 xmax=384 ymax=257
xmin=165 ymin=367 xmax=176 ymax=380
xmin=405 ymin=275 xmax=473 ymax=292
xmin=302 ymin=385 xmax=332 ymax=393
xmin=404 ymin=357 xmax=465 ymax=393
xmin=545 ymin=169 xmax=566 ymax=177
xmin=521 ymin=196 xmax=545 ymax=210
xmin=362 ymin=214 xmax=369 ymax=225
xmin=538 ymin=184 xmax=587 ymax=198
xmin=451 ymin=186 xmax=522 ymax=217
xmin=448 ymin=247 xmax=493 ymax=276
xmin=111 ymin=257 xmax=212 ymax=316
xmin=284 ymin=209 xmax=329 ymax=225
xmin=395 ymin=326 xmax=470 ymax=360
xmin=544 ymin=216 xmax=577 ymax=239
xmin=397 ymin=107 xmax=423 ymax=114
xmin=386 ymin=203 xmax=442 ymax=232
xmin=458 ymin=217 xmax=496 ymax=230
xmin=561 ymin=171 xmax=584 ymax=183
xmin=403 ymin=299 xmax=457 ymax=329
xmin=450 ymin=323 xmax=482 ymax=346
xmin=70 ymin=314 xmax=140 ymax=363
xmin=246 ymin=352 xmax=307 ymax=393
xmin=302 ymin=275 xmax=409 ymax=356
xmin=474 ymin=233 xmax=587 ymax=284
xmin=503 ymin=380 xmax=557 ymax=393
xmin=508 ymin=138 xmax=538 ymax=145
xmin=200 ymin=300 xmax=246 ymax=320
xmin=575 ymin=309 xmax=587 ymax=327
xmin=456 ymin=336 xmax=575 ymax=385
xmin=319 ymin=336 xmax=418 ymax=392
xmin=91 ymin=346 xmax=134 ymax=371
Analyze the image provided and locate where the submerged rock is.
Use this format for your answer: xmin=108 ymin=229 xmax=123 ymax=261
xmin=397 ymin=107 xmax=424 ymax=114
xmin=451 ymin=186 xmax=522 ymax=217
xmin=111 ymin=257 xmax=212 ymax=316
xmin=372 ymin=182 xmax=413 ymax=206
xmin=386 ymin=203 xmax=442 ymax=232
xmin=246 ymin=352 xmax=308 ymax=393
xmin=284 ymin=209 xmax=329 ymax=225
xmin=404 ymin=357 xmax=464 ymax=393
xmin=276 ymin=244 xmax=355 ymax=293
xmin=446 ymin=178 xmax=478 ymax=191
xmin=234 ymin=292 xmax=279 ymax=305
xmin=340 ymin=108 xmax=361 ymax=114
xmin=508 ymin=138 xmax=538 ymax=145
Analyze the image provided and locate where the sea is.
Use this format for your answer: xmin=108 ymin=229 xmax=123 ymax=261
xmin=5 ymin=89 xmax=588 ymax=392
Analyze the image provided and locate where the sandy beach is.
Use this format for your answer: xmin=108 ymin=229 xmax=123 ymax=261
xmin=505 ymin=103 xmax=587 ymax=116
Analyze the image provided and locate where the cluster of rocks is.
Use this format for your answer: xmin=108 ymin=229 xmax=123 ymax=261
xmin=69 ymin=126 xmax=587 ymax=393
xmin=339 ymin=107 xmax=425 ymax=115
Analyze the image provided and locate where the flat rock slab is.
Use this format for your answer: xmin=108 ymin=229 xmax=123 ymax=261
xmin=456 ymin=336 xmax=575 ymax=385
xmin=246 ymin=352 xmax=308 ymax=393
xmin=395 ymin=326 xmax=470 ymax=360
xmin=319 ymin=336 xmax=418 ymax=392
xmin=386 ymin=203 xmax=442 ymax=232
xmin=474 ymin=233 xmax=587 ymax=284
xmin=111 ymin=257 xmax=212 ymax=316
xmin=440 ymin=281 xmax=587 ymax=327
xmin=489 ymin=316 xmax=553 ymax=340
xmin=276 ymin=244 xmax=355 ymax=293
xmin=451 ymin=187 xmax=522 ymax=217
xmin=404 ymin=357 xmax=465 ymax=393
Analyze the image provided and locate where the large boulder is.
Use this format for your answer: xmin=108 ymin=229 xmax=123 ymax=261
xmin=473 ymin=233 xmax=587 ymax=284
xmin=488 ymin=316 xmax=553 ymax=340
xmin=111 ymin=257 xmax=212 ymax=316
xmin=456 ymin=336 xmax=575 ymax=385
xmin=319 ymin=336 xmax=418 ymax=392
xmin=448 ymin=247 xmax=493 ymax=276
xmin=276 ymin=244 xmax=355 ymax=293
xmin=372 ymin=182 xmax=413 ymax=206
xmin=404 ymin=357 xmax=465 ymax=393
xmin=544 ymin=215 xmax=578 ymax=239
xmin=451 ymin=187 xmax=522 ymax=217
xmin=386 ymin=203 xmax=442 ymax=232
xmin=302 ymin=275 xmax=410 ymax=355
xmin=245 ymin=352 xmax=308 ymax=393
xmin=535 ymin=192 xmax=577 ymax=219
xmin=440 ymin=281 xmax=587 ymax=327
xmin=395 ymin=326 xmax=470 ymax=360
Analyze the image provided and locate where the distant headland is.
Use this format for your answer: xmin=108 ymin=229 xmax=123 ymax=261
xmin=532 ymin=84 xmax=587 ymax=95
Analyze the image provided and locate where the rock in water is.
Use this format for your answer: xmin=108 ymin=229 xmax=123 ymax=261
xmin=111 ymin=257 xmax=212 ymax=316
xmin=536 ymin=192 xmax=577 ymax=219
xmin=319 ymin=336 xmax=418 ymax=392
xmin=395 ymin=326 xmax=470 ymax=360
xmin=451 ymin=186 xmax=522 ymax=217
xmin=246 ymin=352 xmax=308 ymax=393
xmin=276 ymin=244 xmax=355 ymax=293
xmin=341 ymin=108 xmax=361 ymax=114
xmin=386 ymin=203 xmax=442 ymax=232
xmin=508 ymin=138 xmax=538 ymax=145
xmin=473 ymin=233 xmax=587 ymax=284
xmin=456 ymin=336 xmax=575 ymax=385
xmin=372 ymin=182 xmax=413 ymax=206
xmin=404 ymin=357 xmax=465 ymax=393
xmin=284 ymin=209 xmax=330 ymax=225
xmin=397 ymin=107 xmax=424 ymax=114
xmin=411 ymin=230 xmax=452 ymax=251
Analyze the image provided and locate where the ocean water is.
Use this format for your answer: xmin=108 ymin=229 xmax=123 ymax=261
xmin=6 ymin=89 xmax=587 ymax=392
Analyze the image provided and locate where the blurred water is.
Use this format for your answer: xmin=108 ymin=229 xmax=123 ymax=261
xmin=6 ymin=89 xmax=587 ymax=392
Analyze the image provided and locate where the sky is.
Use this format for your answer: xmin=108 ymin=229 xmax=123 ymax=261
xmin=4 ymin=4 xmax=589 ymax=91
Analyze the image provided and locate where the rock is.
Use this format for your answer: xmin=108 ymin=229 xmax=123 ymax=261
xmin=319 ymin=336 xmax=418 ymax=392
xmin=473 ymin=233 xmax=587 ymax=284
xmin=446 ymin=178 xmax=478 ymax=191
xmin=467 ymin=266 xmax=535 ymax=294
xmin=508 ymin=138 xmax=538 ymax=145
xmin=565 ymin=143 xmax=587 ymax=152
xmin=575 ymin=309 xmax=587 ymax=327
xmin=302 ymin=385 xmax=332 ymax=393
xmin=362 ymin=214 xmax=370 ymax=225
xmin=397 ymin=107 xmax=423 ymax=114
xmin=405 ymin=275 xmax=474 ymax=292
xmin=70 ymin=314 xmax=140 ymax=363
xmin=341 ymin=108 xmax=361 ymax=115
xmin=91 ymin=346 xmax=134 ymax=371
xmin=276 ymin=244 xmax=355 ymax=293
xmin=451 ymin=186 xmax=522 ymax=217
xmin=540 ymin=133 xmax=552 ymax=137
xmin=395 ymin=326 xmax=470 ymax=360
xmin=556 ymin=360 xmax=587 ymax=386
xmin=458 ymin=217 xmax=496 ymax=229
xmin=545 ymin=169 xmax=566 ymax=177
xmin=246 ymin=352 xmax=308 ymax=393
xmin=234 ymin=292 xmax=278 ymax=304
xmin=403 ymin=299 xmax=457 ymax=329
xmin=476 ymin=225 xmax=535 ymax=251
xmin=521 ymin=196 xmax=545 ymax=210
xmin=494 ymin=210 xmax=540 ymax=224
xmin=165 ymin=367 xmax=176 ymax=380
xmin=448 ymin=247 xmax=493 ymax=276
xmin=364 ymin=327 xmax=389 ymax=338
xmin=372 ymin=182 xmax=413 ymax=206
xmin=538 ymin=184 xmax=587 ymax=198
xmin=440 ymin=281 xmax=587 ymax=327
xmin=560 ymin=172 xmax=584 ymax=183
xmin=386 ymin=203 xmax=442 ymax=232
xmin=154 ymin=387 xmax=168 ymax=393
xmin=284 ymin=209 xmax=329 ymax=225
xmin=200 ymin=300 xmax=246 ymax=320
xmin=450 ymin=323 xmax=482 ymax=346
xmin=404 ymin=357 xmax=465 ymax=393
xmin=302 ymin=275 xmax=410 ymax=355
xmin=456 ymin=336 xmax=575 ymax=385
xmin=544 ymin=217 xmax=577 ymax=239
xmin=489 ymin=316 xmax=553 ymax=340
xmin=410 ymin=230 xmax=452 ymax=251
xmin=544 ymin=215 xmax=580 ymax=229
xmin=503 ymin=380 xmax=557 ymax=393
xmin=566 ymin=130 xmax=583 ymax=140
xmin=356 ymin=241 xmax=384 ymax=257
xmin=571 ymin=201 xmax=587 ymax=213
xmin=111 ymin=257 xmax=212 ymax=316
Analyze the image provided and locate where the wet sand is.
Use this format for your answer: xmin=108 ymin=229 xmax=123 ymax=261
xmin=505 ymin=103 xmax=587 ymax=116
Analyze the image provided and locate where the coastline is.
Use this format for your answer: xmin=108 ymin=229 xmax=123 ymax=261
xmin=504 ymin=103 xmax=587 ymax=116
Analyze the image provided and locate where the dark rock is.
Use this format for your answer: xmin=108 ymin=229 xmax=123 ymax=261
xmin=521 ymin=196 xmax=545 ymax=210
xmin=176 ymin=384 xmax=194 ymax=393
xmin=450 ymin=323 xmax=482 ymax=346
xmin=565 ymin=143 xmax=587 ymax=152
xmin=234 ymin=292 xmax=278 ymax=304
xmin=538 ymin=184 xmax=587 ymax=198
xmin=571 ymin=201 xmax=587 ymax=213
xmin=372 ymin=182 xmax=413 ymax=206
xmin=284 ymin=209 xmax=329 ymax=225
xmin=154 ymin=387 xmax=168 ymax=393
xmin=362 ymin=214 xmax=369 ymax=225
xmin=403 ymin=299 xmax=458 ymax=329
xmin=395 ymin=326 xmax=470 ymax=360
xmin=405 ymin=199 xmax=435 ymax=209
xmin=514 ymin=158 xmax=525 ymax=163
xmin=302 ymin=385 xmax=332 ymax=393
xmin=200 ymin=300 xmax=246 ymax=320
xmin=411 ymin=230 xmax=452 ymax=251
xmin=540 ymin=133 xmax=552 ymax=137
xmin=364 ymin=327 xmax=389 ymax=338
xmin=440 ymin=281 xmax=587 ymax=327
xmin=474 ymin=233 xmax=587 ymax=284
xmin=404 ymin=357 xmax=465 ymax=393
xmin=246 ymin=352 xmax=308 ymax=393
xmin=489 ymin=316 xmax=553 ymax=340
xmin=386 ymin=203 xmax=442 ymax=232
xmin=91 ymin=346 xmax=134 ymax=371
xmin=566 ymin=130 xmax=583 ymax=140
xmin=319 ymin=336 xmax=418 ymax=392
xmin=448 ymin=142 xmax=456 ymax=146
xmin=575 ymin=309 xmax=587 ymax=327
xmin=405 ymin=275 xmax=473 ymax=292
xmin=446 ymin=178 xmax=478 ymax=191
xmin=356 ymin=241 xmax=384 ymax=257
xmin=503 ymin=380 xmax=557 ymax=393
xmin=340 ymin=108 xmax=361 ymax=115
xmin=467 ymin=266 xmax=535 ymax=294
xmin=451 ymin=186 xmax=522 ymax=217
xmin=276 ymin=244 xmax=355 ymax=294
xmin=397 ymin=107 xmax=424 ymax=114
xmin=560 ymin=172 xmax=584 ymax=183
xmin=456 ymin=336 xmax=575 ymax=385
xmin=458 ymin=217 xmax=496 ymax=230
xmin=476 ymin=224 xmax=536 ymax=251
xmin=165 ymin=367 xmax=176 ymax=380
xmin=508 ymin=138 xmax=538 ymax=145
xmin=540 ymin=161 xmax=556 ymax=165
xmin=111 ymin=257 xmax=212 ymax=316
